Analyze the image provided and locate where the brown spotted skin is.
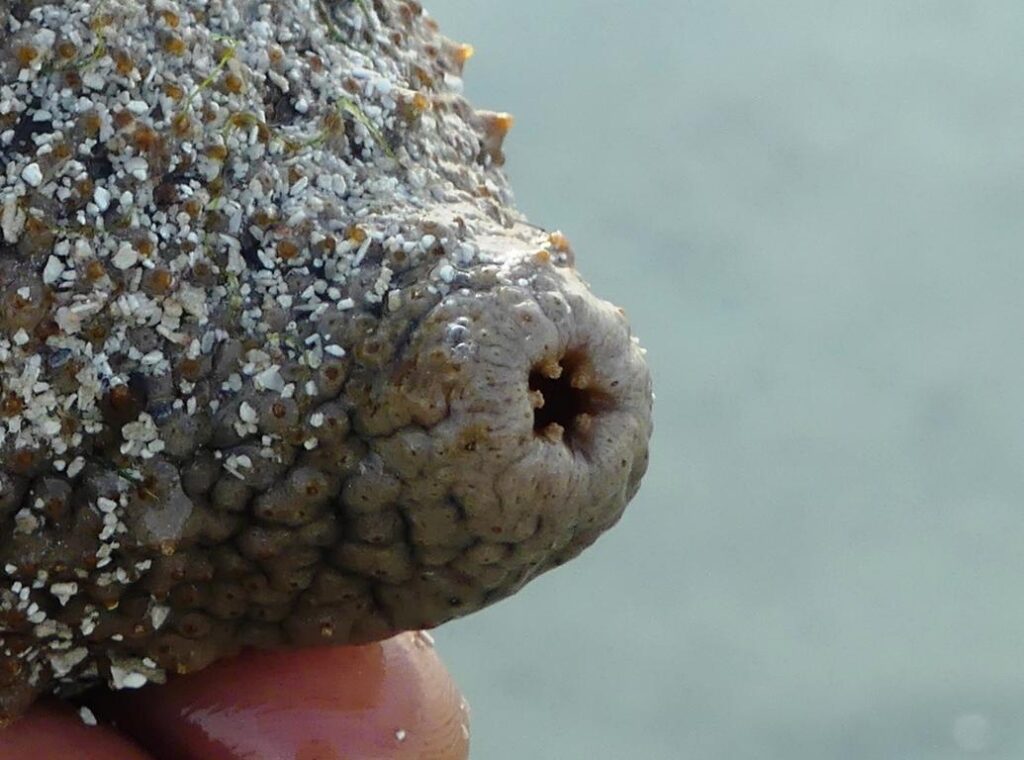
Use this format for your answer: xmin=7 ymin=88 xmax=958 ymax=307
xmin=0 ymin=0 xmax=652 ymax=721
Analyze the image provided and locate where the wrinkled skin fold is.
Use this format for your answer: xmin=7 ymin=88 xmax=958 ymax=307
xmin=0 ymin=0 xmax=653 ymax=720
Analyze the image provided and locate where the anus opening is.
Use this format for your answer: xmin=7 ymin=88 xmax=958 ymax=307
xmin=529 ymin=349 xmax=611 ymax=447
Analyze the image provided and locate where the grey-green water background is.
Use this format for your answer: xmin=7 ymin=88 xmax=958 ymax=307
xmin=429 ymin=2 xmax=1024 ymax=758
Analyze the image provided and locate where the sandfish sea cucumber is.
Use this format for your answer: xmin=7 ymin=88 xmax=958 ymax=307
xmin=0 ymin=0 xmax=652 ymax=721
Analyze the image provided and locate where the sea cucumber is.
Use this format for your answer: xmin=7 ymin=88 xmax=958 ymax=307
xmin=0 ymin=0 xmax=653 ymax=721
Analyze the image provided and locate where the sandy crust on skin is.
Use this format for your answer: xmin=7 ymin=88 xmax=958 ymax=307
xmin=0 ymin=0 xmax=653 ymax=721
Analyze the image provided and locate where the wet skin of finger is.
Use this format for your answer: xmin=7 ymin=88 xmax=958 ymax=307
xmin=0 ymin=634 xmax=468 ymax=759
xmin=89 ymin=632 xmax=470 ymax=760
xmin=0 ymin=701 xmax=151 ymax=759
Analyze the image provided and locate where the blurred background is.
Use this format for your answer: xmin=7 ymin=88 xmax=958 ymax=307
xmin=429 ymin=1 xmax=1024 ymax=758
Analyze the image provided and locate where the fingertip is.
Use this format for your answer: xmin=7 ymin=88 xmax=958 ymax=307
xmin=0 ymin=700 xmax=152 ymax=760
xmin=93 ymin=633 xmax=469 ymax=760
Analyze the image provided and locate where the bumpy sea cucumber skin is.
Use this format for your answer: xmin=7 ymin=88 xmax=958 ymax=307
xmin=0 ymin=0 xmax=652 ymax=721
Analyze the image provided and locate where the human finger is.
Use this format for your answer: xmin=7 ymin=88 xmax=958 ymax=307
xmin=92 ymin=632 xmax=469 ymax=760
xmin=0 ymin=700 xmax=153 ymax=760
